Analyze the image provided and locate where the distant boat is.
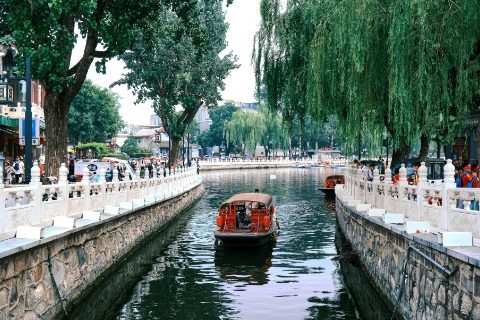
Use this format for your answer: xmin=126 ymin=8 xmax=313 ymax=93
xmin=214 ymin=193 xmax=279 ymax=247
xmin=319 ymin=175 xmax=345 ymax=198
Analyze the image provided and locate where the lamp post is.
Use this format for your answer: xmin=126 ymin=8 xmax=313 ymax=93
xmin=0 ymin=45 xmax=33 ymax=183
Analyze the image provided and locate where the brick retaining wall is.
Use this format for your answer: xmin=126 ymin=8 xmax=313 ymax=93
xmin=337 ymin=197 xmax=480 ymax=320
xmin=0 ymin=184 xmax=204 ymax=320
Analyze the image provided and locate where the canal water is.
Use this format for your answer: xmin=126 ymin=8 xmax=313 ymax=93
xmin=70 ymin=168 xmax=390 ymax=320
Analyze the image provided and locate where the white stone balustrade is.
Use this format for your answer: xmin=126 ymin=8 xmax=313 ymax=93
xmin=0 ymin=163 xmax=202 ymax=236
xmin=343 ymin=159 xmax=480 ymax=237
xmin=198 ymin=158 xmax=325 ymax=168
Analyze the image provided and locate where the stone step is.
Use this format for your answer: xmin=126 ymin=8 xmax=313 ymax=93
xmin=383 ymin=213 xmax=405 ymax=224
xmin=0 ymin=238 xmax=36 ymax=255
xmin=41 ymin=226 xmax=71 ymax=238
xmin=405 ymin=221 xmax=430 ymax=234
xmin=74 ymin=218 xmax=97 ymax=228
xmin=16 ymin=226 xmax=42 ymax=240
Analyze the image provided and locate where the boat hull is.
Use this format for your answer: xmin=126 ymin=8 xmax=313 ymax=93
xmin=215 ymin=223 xmax=278 ymax=247
xmin=319 ymin=188 xmax=336 ymax=198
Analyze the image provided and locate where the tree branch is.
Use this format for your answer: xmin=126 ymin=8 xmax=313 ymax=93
xmin=94 ymin=50 xmax=112 ymax=58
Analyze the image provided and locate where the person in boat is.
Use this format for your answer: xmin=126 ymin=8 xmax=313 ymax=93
xmin=236 ymin=203 xmax=248 ymax=227
xmin=254 ymin=188 xmax=259 ymax=193
xmin=325 ymin=178 xmax=336 ymax=188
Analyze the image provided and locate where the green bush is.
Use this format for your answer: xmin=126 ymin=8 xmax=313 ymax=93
xmin=75 ymin=143 xmax=109 ymax=158
xmin=99 ymin=153 xmax=128 ymax=160
xmin=130 ymin=152 xmax=152 ymax=158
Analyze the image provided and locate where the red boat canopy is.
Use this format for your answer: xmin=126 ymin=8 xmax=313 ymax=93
xmin=221 ymin=193 xmax=273 ymax=207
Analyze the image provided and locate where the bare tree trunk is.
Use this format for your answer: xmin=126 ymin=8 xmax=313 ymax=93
xmin=171 ymin=137 xmax=180 ymax=167
xmin=288 ymin=138 xmax=292 ymax=159
xmin=419 ymin=134 xmax=430 ymax=162
xmin=391 ymin=142 xmax=410 ymax=168
xmin=44 ymin=92 xmax=69 ymax=177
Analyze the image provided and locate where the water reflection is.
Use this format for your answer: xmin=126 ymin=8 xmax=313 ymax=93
xmin=214 ymin=246 xmax=273 ymax=285
xmin=70 ymin=168 xmax=394 ymax=320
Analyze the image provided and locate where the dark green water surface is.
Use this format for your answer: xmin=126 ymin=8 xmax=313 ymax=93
xmin=72 ymin=168 xmax=370 ymax=320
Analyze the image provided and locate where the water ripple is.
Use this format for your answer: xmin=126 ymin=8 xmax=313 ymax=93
xmin=114 ymin=168 xmax=360 ymax=320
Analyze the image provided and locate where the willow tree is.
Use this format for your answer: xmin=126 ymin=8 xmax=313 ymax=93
xmin=257 ymin=0 xmax=480 ymax=165
xmin=258 ymin=105 xmax=288 ymax=158
xmin=226 ymin=111 xmax=265 ymax=156
xmin=306 ymin=0 xmax=390 ymax=160
xmin=0 ymin=0 xmax=164 ymax=175
xmin=388 ymin=1 xmax=480 ymax=162
xmin=115 ymin=0 xmax=236 ymax=165
xmin=254 ymin=0 xmax=324 ymax=157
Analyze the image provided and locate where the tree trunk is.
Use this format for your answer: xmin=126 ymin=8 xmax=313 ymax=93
xmin=44 ymin=92 xmax=69 ymax=177
xmin=419 ymin=134 xmax=430 ymax=162
xmin=288 ymin=138 xmax=292 ymax=159
xmin=391 ymin=142 xmax=410 ymax=168
xmin=171 ymin=136 xmax=180 ymax=167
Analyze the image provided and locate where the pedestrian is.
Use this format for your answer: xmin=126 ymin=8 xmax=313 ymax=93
xmin=90 ymin=171 xmax=99 ymax=183
xmin=13 ymin=156 xmax=24 ymax=184
xmin=392 ymin=168 xmax=400 ymax=184
xmin=3 ymin=161 xmax=15 ymax=186
xmin=411 ymin=162 xmax=421 ymax=185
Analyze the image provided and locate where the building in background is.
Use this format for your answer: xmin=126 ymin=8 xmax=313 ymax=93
xmin=194 ymin=104 xmax=212 ymax=133
xmin=0 ymin=43 xmax=45 ymax=160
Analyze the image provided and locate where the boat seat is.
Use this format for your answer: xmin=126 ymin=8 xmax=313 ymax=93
xmin=250 ymin=213 xmax=268 ymax=232
xmin=224 ymin=213 xmax=236 ymax=231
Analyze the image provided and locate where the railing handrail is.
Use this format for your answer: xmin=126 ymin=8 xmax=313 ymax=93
xmin=343 ymin=159 xmax=480 ymax=237
xmin=0 ymin=162 xmax=202 ymax=235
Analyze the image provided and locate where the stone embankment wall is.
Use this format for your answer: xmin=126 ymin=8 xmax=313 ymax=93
xmin=0 ymin=184 xmax=204 ymax=320
xmin=337 ymin=198 xmax=480 ymax=320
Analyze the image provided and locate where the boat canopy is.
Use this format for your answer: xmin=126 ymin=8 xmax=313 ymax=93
xmin=221 ymin=193 xmax=273 ymax=208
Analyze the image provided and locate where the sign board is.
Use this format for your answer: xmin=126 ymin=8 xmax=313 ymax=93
xmin=74 ymin=161 xmax=113 ymax=176
xmin=18 ymin=118 xmax=40 ymax=145
xmin=0 ymin=82 xmax=14 ymax=105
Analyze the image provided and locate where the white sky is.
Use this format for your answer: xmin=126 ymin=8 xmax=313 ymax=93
xmin=72 ymin=0 xmax=261 ymax=126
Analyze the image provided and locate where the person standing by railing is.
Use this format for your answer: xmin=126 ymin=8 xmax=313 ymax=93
xmin=3 ymin=160 xmax=15 ymax=186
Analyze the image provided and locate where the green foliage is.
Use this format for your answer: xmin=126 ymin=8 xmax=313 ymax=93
xmin=130 ymin=152 xmax=152 ymax=159
xmin=99 ymin=153 xmax=128 ymax=160
xmin=114 ymin=0 xmax=237 ymax=144
xmin=1 ymin=0 xmax=164 ymax=92
xmin=198 ymin=102 xmax=238 ymax=149
xmin=121 ymin=136 xmax=140 ymax=157
xmin=75 ymin=143 xmax=109 ymax=158
xmin=256 ymin=0 xmax=480 ymax=156
xmin=68 ymin=80 xmax=124 ymax=144
xmin=0 ymin=0 xmax=172 ymax=173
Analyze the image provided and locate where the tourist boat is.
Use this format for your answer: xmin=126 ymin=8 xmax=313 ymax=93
xmin=319 ymin=175 xmax=345 ymax=197
xmin=214 ymin=193 xmax=279 ymax=246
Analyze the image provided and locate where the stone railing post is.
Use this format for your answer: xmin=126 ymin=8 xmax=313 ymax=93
xmin=58 ymin=163 xmax=69 ymax=215
xmin=443 ymin=159 xmax=456 ymax=230
xmin=112 ymin=166 xmax=119 ymax=205
xmin=82 ymin=167 xmax=91 ymax=211
xmin=398 ymin=163 xmax=407 ymax=200
xmin=98 ymin=168 xmax=106 ymax=209
xmin=112 ymin=167 xmax=119 ymax=183
xmin=384 ymin=166 xmax=391 ymax=209
xmin=136 ymin=165 xmax=141 ymax=181
xmin=145 ymin=167 xmax=150 ymax=195
xmin=417 ymin=161 xmax=428 ymax=219
xmin=29 ymin=161 xmax=42 ymax=219
xmin=372 ymin=166 xmax=380 ymax=206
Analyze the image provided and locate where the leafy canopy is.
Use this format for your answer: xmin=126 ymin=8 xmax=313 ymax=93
xmin=198 ymin=102 xmax=238 ymax=149
xmin=114 ymin=0 xmax=237 ymax=143
xmin=121 ymin=136 xmax=140 ymax=157
xmin=256 ymin=0 xmax=480 ymax=155
xmin=68 ymin=80 xmax=124 ymax=144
